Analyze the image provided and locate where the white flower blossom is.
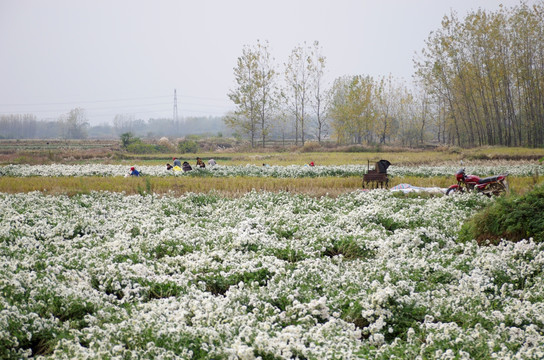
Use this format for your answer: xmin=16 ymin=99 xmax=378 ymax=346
xmin=0 ymin=190 xmax=542 ymax=358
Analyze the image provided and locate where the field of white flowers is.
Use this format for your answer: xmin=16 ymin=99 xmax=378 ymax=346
xmin=0 ymin=162 xmax=541 ymax=178
xmin=1 ymin=190 xmax=543 ymax=359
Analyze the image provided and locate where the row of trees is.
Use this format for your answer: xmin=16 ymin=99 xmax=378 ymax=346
xmin=225 ymin=40 xmax=434 ymax=148
xmin=415 ymin=1 xmax=544 ymax=147
xmin=226 ymin=2 xmax=544 ymax=148
xmin=225 ymin=40 xmax=329 ymax=147
xmin=0 ymin=114 xmax=38 ymax=139
xmin=0 ymin=112 xmax=228 ymax=139
xmin=110 ymin=114 xmax=228 ymax=137
xmin=327 ymin=75 xmax=432 ymax=147
xmin=0 ymin=109 xmax=89 ymax=139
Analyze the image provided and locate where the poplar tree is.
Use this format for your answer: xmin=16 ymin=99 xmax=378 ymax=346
xmin=328 ymin=75 xmax=376 ymax=144
xmin=226 ymin=41 xmax=277 ymax=148
xmin=283 ymin=42 xmax=314 ymax=145
xmin=254 ymin=41 xmax=278 ymax=148
xmin=60 ymin=108 xmax=89 ymax=139
xmin=226 ymin=44 xmax=259 ymax=147
xmin=309 ymin=41 xmax=329 ymax=143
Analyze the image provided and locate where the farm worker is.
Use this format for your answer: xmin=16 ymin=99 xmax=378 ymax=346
xmin=196 ymin=157 xmax=205 ymax=168
xmin=173 ymin=157 xmax=182 ymax=167
xmin=208 ymin=158 xmax=217 ymax=167
xmin=166 ymin=163 xmax=173 ymax=170
xmin=129 ymin=166 xmax=140 ymax=176
xmin=182 ymin=161 xmax=192 ymax=172
xmin=309 ymin=161 xmax=315 ymax=166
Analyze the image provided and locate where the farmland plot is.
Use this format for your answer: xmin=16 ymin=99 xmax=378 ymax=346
xmin=1 ymin=190 xmax=544 ymax=359
xmin=0 ymin=162 xmax=541 ymax=178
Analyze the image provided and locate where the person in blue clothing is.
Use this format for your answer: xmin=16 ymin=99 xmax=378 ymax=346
xmin=173 ymin=157 xmax=182 ymax=167
xmin=129 ymin=166 xmax=140 ymax=176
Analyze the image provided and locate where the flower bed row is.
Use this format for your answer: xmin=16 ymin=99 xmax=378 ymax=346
xmin=1 ymin=190 xmax=543 ymax=358
xmin=1 ymin=162 xmax=541 ymax=178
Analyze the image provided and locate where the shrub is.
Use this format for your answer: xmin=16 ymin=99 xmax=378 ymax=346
xmin=300 ymin=141 xmax=321 ymax=153
xmin=120 ymin=132 xmax=139 ymax=149
xmin=126 ymin=142 xmax=159 ymax=154
xmin=157 ymin=137 xmax=176 ymax=152
xmin=178 ymin=139 xmax=199 ymax=154
xmin=459 ymin=184 xmax=544 ymax=244
xmin=448 ymin=146 xmax=462 ymax=154
xmin=154 ymin=144 xmax=172 ymax=153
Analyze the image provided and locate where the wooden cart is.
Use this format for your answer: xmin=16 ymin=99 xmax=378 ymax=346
xmin=362 ymin=160 xmax=391 ymax=189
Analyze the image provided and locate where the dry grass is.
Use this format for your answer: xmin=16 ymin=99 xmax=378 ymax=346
xmin=99 ymin=147 xmax=544 ymax=167
xmin=3 ymin=139 xmax=543 ymax=166
xmin=1 ymin=175 xmax=540 ymax=197
xmin=0 ymin=139 xmax=119 ymax=165
xmin=0 ymin=176 xmax=363 ymax=197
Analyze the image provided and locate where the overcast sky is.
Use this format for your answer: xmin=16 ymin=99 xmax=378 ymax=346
xmin=0 ymin=0 xmax=533 ymax=125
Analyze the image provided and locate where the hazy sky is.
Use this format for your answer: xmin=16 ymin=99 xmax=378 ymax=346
xmin=0 ymin=0 xmax=532 ymax=125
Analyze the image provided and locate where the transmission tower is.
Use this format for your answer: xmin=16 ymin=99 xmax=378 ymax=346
xmin=173 ymin=89 xmax=179 ymax=134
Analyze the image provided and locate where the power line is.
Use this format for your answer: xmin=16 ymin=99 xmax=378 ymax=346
xmin=0 ymin=94 xmax=232 ymax=107
xmin=0 ymin=93 xmax=235 ymax=120
xmin=0 ymin=102 xmax=172 ymax=115
xmin=182 ymin=95 xmax=233 ymax=103
xmin=0 ymin=95 xmax=172 ymax=107
xmin=0 ymin=101 xmax=233 ymax=115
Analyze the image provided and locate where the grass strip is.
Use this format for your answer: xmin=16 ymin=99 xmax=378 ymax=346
xmin=0 ymin=176 xmax=361 ymax=197
xmin=0 ymin=176 xmax=537 ymax=196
